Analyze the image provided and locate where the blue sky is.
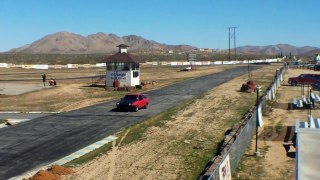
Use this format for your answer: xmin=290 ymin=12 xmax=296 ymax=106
xmin=0 ymin=0 xmax=319 ymax=52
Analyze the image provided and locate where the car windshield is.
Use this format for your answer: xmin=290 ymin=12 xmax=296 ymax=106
xmin=123 ymin=95 xmax=138 ymax=101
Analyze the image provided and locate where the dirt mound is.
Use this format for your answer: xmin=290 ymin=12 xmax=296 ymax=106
xmin=48 ymin=165 xmax=74 ymax=175
xmin=28 ymin=166 xmax=74 ymax=180
xmin=29 ymin=170 xmax=59 ymax=180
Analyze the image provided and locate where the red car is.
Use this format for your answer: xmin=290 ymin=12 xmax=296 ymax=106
xmin=288 ymin=74 xmax=320 ymax=86
xmin=116 ymin=93 xmax=150 ymax=112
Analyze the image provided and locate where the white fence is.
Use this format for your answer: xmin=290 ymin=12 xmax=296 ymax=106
xmin=0 ymin=58 xmax=283 ymax=69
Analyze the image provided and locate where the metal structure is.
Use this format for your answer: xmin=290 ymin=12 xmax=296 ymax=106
xmin=188 ymin=53 xmax=197 ymax=69
xmin=255 ymin=85 xmax=261 ymax=156
xmin=228 ymin=27 xmax=237 ymax=62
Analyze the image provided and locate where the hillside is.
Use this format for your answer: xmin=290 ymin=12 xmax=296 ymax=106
xmin=300 ymin=48 xmax=320 ymax=57
xmin=9 ymin=32 xmax=195 ymax=54
xmin=237 ymin=44 xmax=318 ymax=55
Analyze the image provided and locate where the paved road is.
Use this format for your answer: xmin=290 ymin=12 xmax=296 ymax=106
xmin=0 ymin=113 xmax=56 ymax=120
xmin=0 ymin=65 xmax=260 ymax=179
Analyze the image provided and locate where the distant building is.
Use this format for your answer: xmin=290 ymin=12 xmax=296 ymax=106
xmin=199 ymin=48 xmax=213 ymax=53
xmin=314 ymin=54 xmax=320 ymax=64
xmin=168 ymin=50 xmax=173 ymax=54
xmin=211 ymin=48 xmax=220 ymax=52
xmin=293 ymin=56 xmax=297 ymax=60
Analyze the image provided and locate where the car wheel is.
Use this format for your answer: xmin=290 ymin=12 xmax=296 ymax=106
xmin=292 ymin=81 xmax=297 ymax=86
xmin=144 ymin=103 xmax=148 ymax=109
xmin=134 ymin=106 xmax=139 ymax=112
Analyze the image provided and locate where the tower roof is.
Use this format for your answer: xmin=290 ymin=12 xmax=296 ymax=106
xmin=102 ymin=44 xmax=139 ymax=63
xmin=102 ymin=52 xmax=139 ymax=63
xmin=117 ymin=44 xmax=130 ymax=48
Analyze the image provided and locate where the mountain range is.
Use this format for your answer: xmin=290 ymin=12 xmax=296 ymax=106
xmin=8 ymin=32 xmax=320 ymax=56
xmin=9 ymin=32 xmax=194 ymax=54
xmin=237 ymin=44 xmax=319 ymax=56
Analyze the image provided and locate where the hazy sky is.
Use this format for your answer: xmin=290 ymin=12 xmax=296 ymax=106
xmin=1 ymin=0 xmax=319 ymax=52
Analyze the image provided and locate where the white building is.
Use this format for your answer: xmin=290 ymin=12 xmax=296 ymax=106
xmin=314 ymin=54 xmax=320 ymax=64
xmin=199 ymin=48 xmax=213 ymax=53
xmin=103 ymin=44 xmax=140 ymax=87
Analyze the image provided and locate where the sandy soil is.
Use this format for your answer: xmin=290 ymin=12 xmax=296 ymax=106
xmin=62 ymin=65 xmax=283 ymax=180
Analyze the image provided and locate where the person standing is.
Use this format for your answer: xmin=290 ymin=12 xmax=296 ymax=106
xmin=42 ymin=74 xmax=46 ymax=86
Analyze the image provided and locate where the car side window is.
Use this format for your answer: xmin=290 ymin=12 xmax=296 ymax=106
xmin=139 ymin=95 xmax=143 ymax=100
xmin=308 ymin=75 xmax=314 ymax=79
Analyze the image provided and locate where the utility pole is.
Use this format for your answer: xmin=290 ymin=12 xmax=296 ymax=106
xmin=228 ymin=28 xmax=231 ymax=62
xmin=248 ymin=58 xmax=250 ymax=81
xmin=255 ymin=85 xmax=261 ymax=156
xmin=234 ymin=27 xmax=237 ymax=60
xmin=227 ymin=27 xmax=237 ymax=61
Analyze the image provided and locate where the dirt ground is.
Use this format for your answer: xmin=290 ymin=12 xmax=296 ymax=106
xmin=58 ymin=64 xmax=289 ymax=180
xmin=29 ymin=165 xmax=74 ymax=180
xmin=0 ymin=82 xmax=52 ymax=95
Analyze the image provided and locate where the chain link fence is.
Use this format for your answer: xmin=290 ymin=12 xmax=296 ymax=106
xmin=200 ymin=63 xmax=288 ymax=180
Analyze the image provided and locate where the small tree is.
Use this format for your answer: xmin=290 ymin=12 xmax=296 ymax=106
xmin=289 ymin=52 xmax=292 ymax=60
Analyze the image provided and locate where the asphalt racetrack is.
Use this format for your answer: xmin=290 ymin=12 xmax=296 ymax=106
xmin=0 ymin=65 xmax=260 ymax=179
